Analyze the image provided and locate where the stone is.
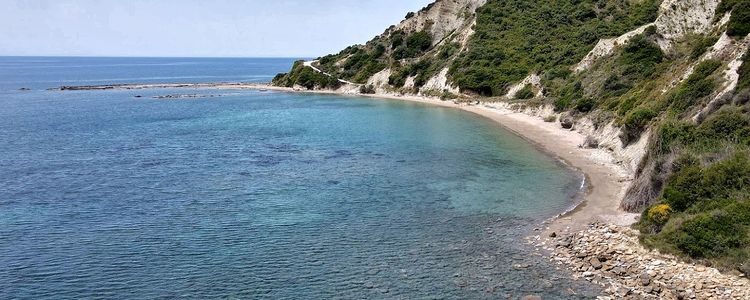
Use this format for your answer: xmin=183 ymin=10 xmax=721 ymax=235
xmin=560 ymin=118 xmax=574 ymax=129
xmin=581 ymin=135 xmax=599 ymax=148
xmin=549 ymin=232 xmax=557 ymax=238
xmin=521 ymin=295 xmax=542 ymax=300
xmin=590 ymin=257 xmax=603 ymax=270
xmin=640 ymin=273 xmax=651 ymax=286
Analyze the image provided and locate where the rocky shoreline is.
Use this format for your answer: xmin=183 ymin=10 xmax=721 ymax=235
xmin=529 ymin=223 xmax=749 ymax=299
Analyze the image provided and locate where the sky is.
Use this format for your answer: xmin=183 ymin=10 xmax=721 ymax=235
xmin=0 ymin=0 xmax=432 ymax=57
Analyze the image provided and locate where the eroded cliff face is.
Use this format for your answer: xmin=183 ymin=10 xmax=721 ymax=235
xmin=394 ymin=0 xmax=486 ymax=46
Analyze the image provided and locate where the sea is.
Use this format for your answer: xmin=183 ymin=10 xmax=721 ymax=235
xmin=0 ymin=57 xmax=601 ymax=299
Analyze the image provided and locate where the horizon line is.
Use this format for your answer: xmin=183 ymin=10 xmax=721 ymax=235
xmin=0 ymin=55 xmax=316 ymax=59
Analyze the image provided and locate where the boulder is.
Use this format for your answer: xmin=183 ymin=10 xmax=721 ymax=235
xmin=560 ymin=118 xmax=574 ymax=129
xmin=581 ymin=136 xmax=599 ymax=149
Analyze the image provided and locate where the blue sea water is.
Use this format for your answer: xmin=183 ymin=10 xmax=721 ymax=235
xmin=0 ymin=57 xmax=600 ymax=299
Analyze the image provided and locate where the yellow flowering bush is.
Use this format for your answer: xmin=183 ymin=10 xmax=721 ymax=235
xmin=647 ymin=204 xmax=672 ymax=224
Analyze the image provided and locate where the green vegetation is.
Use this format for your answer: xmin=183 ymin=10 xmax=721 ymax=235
xmin=690 ymin=35 xmax=720 ymax=59
xmin=638 ymin=104 xmax=750 ymax=274
xmin=388 ymin=57 xmax=440 ymax=89
xmin=640 ymin=150 xmax=750 ymax=273
xmin=392 ymin=30 xmax=433 ymax=60
xmin=333 ymin=46 xmax=388 ymax=83
xmin=725 ymin=0 xmax=750 ymax=38
xmin=272 ymin=61 xmax=341 ymax=90
xmin=739 ymin=51 xmax=749 ymax=90
xmin=667 ymin=59 xmax=722 ymax=115
xmin=449 ymin=0 xmax=660 ymax=96
xmin=514 ymin=84 xmax=534 ymax=99
xmin=359 ymin=84 xmax=376 ymax=94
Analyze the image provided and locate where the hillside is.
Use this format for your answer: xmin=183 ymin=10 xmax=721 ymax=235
xmin=273 ymin=0 xmax=750 ymax=274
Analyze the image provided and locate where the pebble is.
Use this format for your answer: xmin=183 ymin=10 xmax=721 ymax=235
xmin=534 ymin=222 xmax=750 ymax=299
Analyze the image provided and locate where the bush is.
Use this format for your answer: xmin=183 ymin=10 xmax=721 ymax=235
xmin=727 ymin=0 xmax=750 ymax=38
xmin=663 ymin=153 xmax=750 ymax=212
xmin=700 ymin=108 xmax=750 ymax=145
xmin=514 ymin=84 xmax=535 ymax=99
xmin=359 ymin=84 xmax=376 ymax=94
xmin=674 ymin=213 xmax=747 ymax=258
xmin=618 ymin=33 xmax=664 ymax=78
xmin=650 ymin=204 xmax=672 ymax=222
xmin=575 ymin=97 xmax=596 ymax=112
xmin=392 ymin=31 xmax=433 ymax=60
xmin=621 ymin=106 xmax=657 ymax=144
xmin=739 ymin=51 xmax=749 ymax=90
xmin=639 ymin=203 xmax=673 ymax=233
xmin=690 ymin=35 xmax=719 ymax=59
xmin=668 ymin=59 xmax=722 ymax=114
xmin=388 ymin=58 xmax=438 ymax=88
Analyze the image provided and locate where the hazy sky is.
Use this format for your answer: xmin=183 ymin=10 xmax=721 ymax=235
xmin=0 ymin=0 xmax=432 ymax=57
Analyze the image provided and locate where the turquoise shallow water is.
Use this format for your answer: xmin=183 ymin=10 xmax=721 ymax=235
xmin=0 ymin=57 xmax=599 ymax=299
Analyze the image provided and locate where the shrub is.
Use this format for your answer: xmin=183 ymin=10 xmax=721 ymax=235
xmin=618 ymin=33 xmax=664 ymax=78
xmin=727 ymin=0 xmax=750 ymax=38
xmin=438 ymin=42 xmax=460 ymax=59
xmin=575 ymin=97 xmax=596 ymax=112
xmin=639 ymin=203 xmax=673 ymax=233
xmin=674 ymin=213 xmax=747 ymax=258
xmin=440 ymin=90 xmax=459 ymax=100
xmin=668 ymin=59 xmax=722 ymax=114
xmin=621 ymin=106 xmax=657 ymax=144
xmin=359 ymin=84 xmax=376 ymax=94
xmin=406 ymin=31 xmax=432 ymax=52
xmin=515 ymin=84 xmax=534 ymax=99
xmin=392 ymin=31 xmax=433 ymax=60
xmin=648 ymin=204 xmax=673 ymax=224
xmin=690 ymin=35 xmax=719 ymax=59
xmin=700 ymin=108 xmax=750 ymax=145
xmin=663 ymin=153 xmax=750 ymax=212
xmin=739 ymin=51 xmax=749 ymax=90
xmin=552 ymin=81 xmax=584 ymax=111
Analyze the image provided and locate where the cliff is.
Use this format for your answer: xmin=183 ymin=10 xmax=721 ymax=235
xmin=274 ymin=0 xmax=750 ymax=274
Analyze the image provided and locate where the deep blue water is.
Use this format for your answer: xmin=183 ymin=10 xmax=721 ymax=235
xmin=0 ymin=57 xmax=599 ymax=299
